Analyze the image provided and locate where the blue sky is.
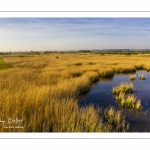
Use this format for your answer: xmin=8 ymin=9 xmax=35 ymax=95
xmin=1 ymin=18 xmax=150 ymax=51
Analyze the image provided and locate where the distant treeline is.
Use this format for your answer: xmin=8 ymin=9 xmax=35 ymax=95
xmin=95 ymin=51 xmax=150 ymax=55
xmin=1 ymin=50 xmax=150 ymax=55
xmin=78 ymin=50 xmax=150 ymax=55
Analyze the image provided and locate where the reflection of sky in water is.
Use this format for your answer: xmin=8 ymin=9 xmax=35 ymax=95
xmin=78 ymin=71 xmax=150 ymax=132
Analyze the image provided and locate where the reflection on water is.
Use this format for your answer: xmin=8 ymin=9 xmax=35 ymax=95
xmin=78 ymin=71 xmax=150 ymax=132
xmin=99 ymin=77 xmax=113 ymax=82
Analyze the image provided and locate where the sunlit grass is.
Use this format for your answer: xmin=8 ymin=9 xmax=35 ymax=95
xmin=112 ymin=82 xmax=134 ymax=95
xmin=113 ymin=81 xmax=141 ymax=110
xmin=1 ymin=52 xmax=150 ymax=132
xmin=134 ymin=64 xmax=144 ymax=70
xmin=98 ymin=68 xmax=114 ymax=77
xmin=116 ymin=93 xmax=141 ymax=110
xmin=138 ymin=74 xmax=146 ymax=80
xmin=104 ymin=106 xmax=129 ymax=131
xmin=113 ymin=65 xmax=136 ymax=73
xmin=125 ymin=95 xmax=136 ymax=109
xmin=130 ymin=75 xmax=136 ymax=80
xmin=144 ymin=64 xmax=150 ymax=71
xmin=84 ymin=71 xmax=99 ymax=82
xmin=135 ymin=100 xmax=141 ymax=110
xmin=61 ymin=69 xmax=83 ymax=79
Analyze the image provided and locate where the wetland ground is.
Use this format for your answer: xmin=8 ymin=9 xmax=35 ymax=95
xmin=0 ymin=52 xmax=150 ymax=132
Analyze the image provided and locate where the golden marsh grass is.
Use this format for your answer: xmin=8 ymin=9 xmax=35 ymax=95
xmin=113 ymin=81 xmax=141 ymax=110
xmin=138 ymin=74 xmax=146 ymax=80
xmin=1 ymin=52 xmax=150 ymax=132
xmin=116 ymin=93 xmax=141 ymax=110
xmin=98 ymin=68 xmax=114 ymax=77
xmin=130 ymin=75 xmax=136 ymax=80
xmin=112 ymin=82 xmax=134 ymax=95
xmin=113 ymin=64 xmax=136 ymax=73
xmin=104 ymin=106 xmax=129 ymax=131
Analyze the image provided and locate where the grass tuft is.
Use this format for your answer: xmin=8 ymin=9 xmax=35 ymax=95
xmin=113 ymin=82 xmax=141 ymax=110
xmin=136 ymin=100 xmax=141 ymax=110
xmin=125 ymin=95 xmax=136 ymax=109
xmin=138 ymin=74 xmax=146 ymax=80
xmin=116 ymin=93 xmax=141 ymax=110
xmin=130 ymin=75 xmax=136 ymax=80
xmin=104 ymin=106 xmax=129 ymax=131
xmin=112 ymin=82 xmax=134 ymax=95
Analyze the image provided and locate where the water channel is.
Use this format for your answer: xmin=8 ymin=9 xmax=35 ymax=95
xmin=79 ymin=71 xmax=150 ymax=132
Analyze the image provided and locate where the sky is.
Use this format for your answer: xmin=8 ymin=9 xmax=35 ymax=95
xmin=1 ymin=18 xmax=150 ymax=51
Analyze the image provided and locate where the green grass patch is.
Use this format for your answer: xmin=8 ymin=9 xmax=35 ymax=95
xmin=0 ymin=58 xmax=13 ymax=70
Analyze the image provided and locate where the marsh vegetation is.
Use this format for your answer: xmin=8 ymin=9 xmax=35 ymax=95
xmin=116 ymin=93 xmax=141 ymax=110
xmin=130 ymin=75 xmax=136 ymax=80
xmin=0 ymin=52 xmax=150 ymax=132
xmin=112 ymin=82 xmax=134 ymax=95
xmin=138 ymin=74 xmax=146 ymax=80
xmin=0 ymin=58 xmax=13 ymax=70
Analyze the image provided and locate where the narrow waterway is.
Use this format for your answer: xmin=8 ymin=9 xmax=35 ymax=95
xmin=78 ymin=71 xmax=150 ymax=132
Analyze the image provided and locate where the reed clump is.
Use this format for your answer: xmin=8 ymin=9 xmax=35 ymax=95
xmin=130 ymin=75 xmax=136 ymax=80
xmin=138 ymin=74 xmax=146 ymax=80
xmin=113 ymin=82 xmax=141 ymax=110
xmin=135 ymin=100 xmax=141 ymax=110
xmin=125 ymin=94 xmax=136 ymax=109
xmin=112 ymin=82 xmax=134 ymax=95
xmin=104 ymin=106 xmax=121 ymax=124
xmin=104 ymin=106 xmax=129 ymax=131
xmin=116 ymin=93 xmax=141 ymax=110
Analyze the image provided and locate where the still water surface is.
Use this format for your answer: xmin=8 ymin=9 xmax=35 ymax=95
xmin=79 ymin=71 xmax=150 ymax=132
